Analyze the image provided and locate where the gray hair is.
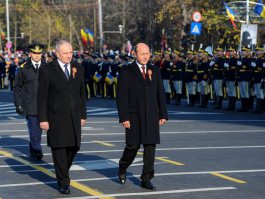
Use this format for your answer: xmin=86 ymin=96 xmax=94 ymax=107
xmin=55 ymin=39 xmax=72 ymax=52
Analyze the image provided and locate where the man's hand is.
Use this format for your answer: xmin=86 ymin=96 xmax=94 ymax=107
xmin=159 ymin=119 xmax=167 ymax=126
xmin=122 ymin=121 xmax=130 ymax=129
xmin=81 ymin=119 xmax=86 ymax=126
xmin=40 ymin=122 xmax=49 ymax=131
xmin=16 ymin=106 xmax=24 ymax=115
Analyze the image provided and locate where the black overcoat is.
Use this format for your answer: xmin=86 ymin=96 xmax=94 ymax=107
xmin=37 ymin=59 xmax=87 ymax=148
xmin=13 ymin=61 xmax=44 ymax=115
xmin=116 ymin=61 xmax=168 ymax=144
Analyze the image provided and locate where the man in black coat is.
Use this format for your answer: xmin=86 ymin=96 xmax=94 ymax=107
xmin=13 ymin=43 xmax=45 ymax=160
xmin=116 ymin=43 xmax=168 ymax=190
xmin=38 ymin=40 xmax=87 ymax=194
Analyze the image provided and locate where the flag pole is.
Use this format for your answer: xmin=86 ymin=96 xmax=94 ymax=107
xmin=246 ymin=0 xmax=250 ymax=25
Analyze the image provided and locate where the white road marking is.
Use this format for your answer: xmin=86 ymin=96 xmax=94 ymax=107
xmin=7 ymin=117 xmax=17 ymax=120
xmin=1 ymin=119 xmax=265 ymax=125
xmin=90 ymin=111 xmax=118 ymax=115
xmin=55 ymin=187 xmax=236 ymax=199
xmin=1 ymin=145 xmax=265 ymax=158
xmin=1 ymin=169 xmax=265 ymax=187
xmin=2 ymin=129 xmax=265 ymax=137
xmin=0 ymin=140 xmax=124 ymax=148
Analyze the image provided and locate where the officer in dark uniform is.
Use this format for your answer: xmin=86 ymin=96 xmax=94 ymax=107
xmin=8 ymin=57 xmax=19 ymax=91
xmin=210 ymin=47 xmax=225 ymax=109
xmin=0 ymin=53 xmax=6 ymax=89
xmin=237 ymin=47 xmax=252 ymax=112
xmin=82 ymin=53 xmax=96 ymax=99
xmin=197 ymin=49 xmax=210 ymax=108
xmin=224 ymin=47 xmax=238 ymax=111
xmin=13 ymin=43 xmax=45 ymax=160
xmin=252 ymin=47 xmax=265 ymax=113
xmin=171 ymin=50 xmax=184 ymax=105
xmin=161 ymin=51 xmax=172 ymax=104
xmin=184 ymin=51 xmax=197 ymax=106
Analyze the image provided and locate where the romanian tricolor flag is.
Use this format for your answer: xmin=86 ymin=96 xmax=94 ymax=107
xmin=224 ymin=3 xmax=237 ymax=29
xmin=85 ymin=28 xmax=94 ymax=46
xmin=81 ymin=29 xmax=88 ymax=47
xmin=254 ymin=0 xmax=265 ymax=19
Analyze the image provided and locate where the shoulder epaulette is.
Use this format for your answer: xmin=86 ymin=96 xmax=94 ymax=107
xmin=20 ymin=62 xmax=27 ymax=68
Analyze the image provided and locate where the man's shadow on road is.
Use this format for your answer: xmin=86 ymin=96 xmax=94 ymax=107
xmin=76 ymin=153 xmax=141 ymax=186
xmin=0 ymin=136 xmax=141 ymax=191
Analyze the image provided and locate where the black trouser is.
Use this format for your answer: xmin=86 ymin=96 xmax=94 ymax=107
xmin=119 ymin=144 xmax=156 ymax=182
xmin=51 ymin=146 xmax=79 ymax=186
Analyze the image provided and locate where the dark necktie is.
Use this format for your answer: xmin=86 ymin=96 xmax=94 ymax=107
xmin=64 ymin=64 xmax=69 ymax=79
xmin=35 ymin=64 xmax=39 ymax=69
xmin=141 ymin=65 xmax=146 ymax=80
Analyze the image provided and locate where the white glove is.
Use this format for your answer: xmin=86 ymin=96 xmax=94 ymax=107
xmin=224 ymin=63 xmax=229 ymax=68
xmin=263 ymin=63 xmax=265 ymax=68
xmin=251 ymin=62 xmax=256 ymax=67
xmin=237 ymin=61 xmax=242 ymax=66
xmin=170 ymin=62 xmax=173 ymax=66
xmin=210 ymin=61 xmax=215 ymax=67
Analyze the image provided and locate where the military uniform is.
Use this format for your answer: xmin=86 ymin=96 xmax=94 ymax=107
xmin=211 ymin=48 xmax=225 ymax=109
xmin=0 ymin=56 xmax=6 ymax=89
xmin=237 ymin=47 xmax=252 ymax=112
xmin=184 ymin=51 xmax=197 ymax=106
xmin=224 ymin=47 xmax=237 ymax=111
xmin=13 ymin=44 xmax=45 ymax=160
xmin=171 ymin=50 xmax=184 ymax=105
xmin=160 ymin=53 xmax=172 ymax=104
xmin=252 ymin=47 xmax=265 ymax=113
xmin=197 ymin=50 xmax=210 ymax=107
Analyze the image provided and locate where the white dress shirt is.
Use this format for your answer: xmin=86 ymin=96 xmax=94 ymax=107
xmin=136 ymin=61 xmax=146 ymax=73
xmin=31 ymin=60 xmax=41 ymax=69
xmin=57 ymin=59 xmax=71 ymax=75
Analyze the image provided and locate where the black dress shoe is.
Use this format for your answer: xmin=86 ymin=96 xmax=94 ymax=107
xmin=141 ymin=181 xmax=156 ymax=190
xmin=118 ymin=170 xmax=126 ymax=184
xmin=59 ymin=185 xmax=71 ymax=194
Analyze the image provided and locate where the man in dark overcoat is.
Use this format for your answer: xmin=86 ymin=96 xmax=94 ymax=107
xmin=37 ymin=40 xmax=87 ymax=194
xmin=116 ymin=43 xmax=168 ymax=190
xmin=13 ymin=43 xmax=45 ymax=160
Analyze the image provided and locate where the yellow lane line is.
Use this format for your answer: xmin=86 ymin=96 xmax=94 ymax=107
xmin=0 ymin=150 xmax=114 ymax=199
xmin=92 ymin=141 xmax=115 ymax=147
xmin=211 ymin=172 xmax=247 ymax=184
xmin=155 ymin=157 xmax=185 ymax=166
xmin=137 ymin=152 xmax=185 ymax=166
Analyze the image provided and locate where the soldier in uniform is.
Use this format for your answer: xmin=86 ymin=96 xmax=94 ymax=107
xmin=224 ymin=47 xmax=238 ymax=111
xmin=184 ymin=51 xmax=197 ymax=106
xmin=171 ymin=50 xmax=184 ymax=105
xmin=0 ymin=53 xmax=6 ymax=89
xmin=197 ymin=49 xmax=210 ymax=108
xmin=8 ymin=57 xmax=19 ymax=91
xmin=160 ymin=51 xmax=172 ymax=104
xmin=210 ymin=47 xmax=225 ymax=109
xmin=13 ymin=44 xmax=45 ymax=160
xmin=252 ymin=47 xmax=265 ymax=113
xmin=82 ymin=53 xmax=96 ymax=99
xmin=237 ymin=47 xmax=252 ymax=112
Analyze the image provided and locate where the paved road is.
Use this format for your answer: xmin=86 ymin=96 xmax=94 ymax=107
xmin=0 ymin=90 xmax=265 ymax=199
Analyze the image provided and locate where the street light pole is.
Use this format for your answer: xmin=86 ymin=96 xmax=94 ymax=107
xmin=98 ymin=0 xmax=103 ymax=55
xmin=246 ymin=0 xmax=250 ymax=25
xmin=6 ymin=0 xmax=10 ymax=42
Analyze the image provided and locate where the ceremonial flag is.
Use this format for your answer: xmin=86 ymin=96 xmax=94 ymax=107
xmin=224 ymin=3 xmax=237 ymax=28
xmin=254 ymin=0 xmax=265 ymax=19
xmin=1 ymin=31 xmax=5 ymax=40
xmin=85 ymin=28 xmax=94 ymax=46
xmin=80 ymin=29 xmax=88 ymax=47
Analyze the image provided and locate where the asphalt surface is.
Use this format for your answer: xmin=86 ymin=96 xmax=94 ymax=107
xmin=0 ymin=90 xmax=265 ymax=199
